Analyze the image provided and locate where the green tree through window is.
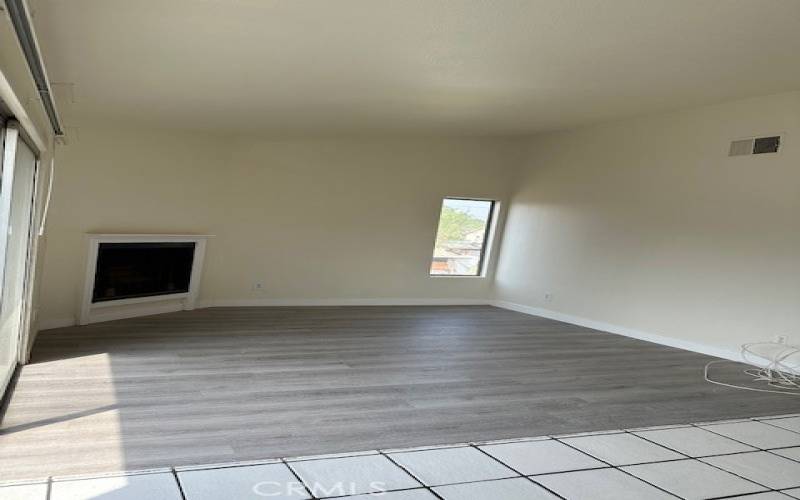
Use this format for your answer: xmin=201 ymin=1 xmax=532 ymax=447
xmin=434 ymin=206 xmax=485 ymax=247
xmin=430 ymin=198 xmax=495 ymax=276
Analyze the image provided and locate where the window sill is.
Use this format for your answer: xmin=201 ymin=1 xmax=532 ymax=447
xmin=429 ymin=274 xmax=487 ymax=279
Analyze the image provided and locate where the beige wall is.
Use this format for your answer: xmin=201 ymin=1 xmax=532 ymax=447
xmin=494 ymin=91 xmax=800 ymax=355
xmin=37 ymin=90 xmax=800 ymax=358
xmin=39 ymin=124 xmax=524 ymax=325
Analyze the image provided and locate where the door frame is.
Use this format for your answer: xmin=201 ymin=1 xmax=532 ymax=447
xmin=16 ymin=127 xmax=42 ymax=365
xmin=0 ymin=120 xmax=40 ymax=395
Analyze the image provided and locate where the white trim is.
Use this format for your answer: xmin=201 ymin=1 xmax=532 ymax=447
xmin=478 ymin=199 xmax=501 ymax=278
xmin=491 ymin=300 xmax=744 ymax=363
xmin=90 ymin=292 xmax=190 ymax=309
xmin=88 ymin=301 xmax=186 ymax=324
xmin=82 ymin=233 xmax=216 ymax=240
xmin=37 ymin=317 xmax=76 ymax=330
xmin=429 ymin=275 xmax=487 ymax=279
xmin=0 ymin=125 xmax=20 ymax=309
xmin=15 ymin=131 xmax=41 ymax=365
xmin=79 ymin=234 xmax=212 ymax=325
xmin=197 ymin=298 xmax=490 ymax=308
xmin=40 ymin=298 xmax=491 ymax=331
xmin=0 ymin=68 xmax=47 ymax=152
xmin=0 ymin=122 xmax=40 ymax=374
xmin=44 ymin=301 xmax=188 ymax=331
xmin=78 ymin=236 xmax=99 ymax=324
xmin=0 ymin=124 xmax=21 ymax=393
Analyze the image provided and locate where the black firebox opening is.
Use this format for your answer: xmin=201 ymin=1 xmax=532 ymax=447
xmin=92 ymin=242 xmax=195 ymax=303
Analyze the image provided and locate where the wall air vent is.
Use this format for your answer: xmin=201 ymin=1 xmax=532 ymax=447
xmin=753 ymin=136 xmax=781 ymax=154
xmin=729 ymin=135 xmax=782 ymax=156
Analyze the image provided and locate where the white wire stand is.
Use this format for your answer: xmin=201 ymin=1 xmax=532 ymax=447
xmin=704 ymin=341 xmax=800 ymax=396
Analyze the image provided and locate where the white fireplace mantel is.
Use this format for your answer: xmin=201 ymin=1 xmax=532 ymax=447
xmin=79 ymin=234 xmax=213 ymax=325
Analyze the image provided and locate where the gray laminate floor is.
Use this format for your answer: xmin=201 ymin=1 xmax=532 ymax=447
xmin=1 ymin=305 xmax=797 ymax=481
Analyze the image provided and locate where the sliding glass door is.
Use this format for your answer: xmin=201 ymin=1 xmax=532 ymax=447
xmin=0 ymin=122 xmax=37 ymax=397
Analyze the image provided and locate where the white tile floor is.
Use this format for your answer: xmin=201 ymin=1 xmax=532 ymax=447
xmin=622 ymin=459 xmax=765 ymax=499
xmin=761 ymin=416 xmax=800 ymax=434
xmin=698 ymin=421 xmax=800 ymax=450
xmin=535 ymin=467 xmax=676 ymax=500
xmin=632 ymin=426 xmax=757 ymax=457
xmin=700 ymin=452 xmax=800 ymax=490
xmin=734 ymin=493 xmax=800 ymax=500
xmin=387 ymin=447 xmax=516 ymax=486
xmin=783 ymin=487 xmax=800 ymax=499
xmin=478 ymin=440 xmax=605 ymax=475
xmin=3 ymin=413 xmax=800 ymax=500
xmin=558 ymin=432 xmax=684 ymax=466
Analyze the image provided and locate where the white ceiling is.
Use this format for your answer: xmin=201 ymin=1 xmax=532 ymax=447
xmin=30 ymin=0 xmax=800 ymax=136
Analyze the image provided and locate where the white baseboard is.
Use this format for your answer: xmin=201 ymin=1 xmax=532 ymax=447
xmin=89 ymin=302 xmax=186 ymax=324
xmin=38 ymin=298 xmax=492 ymax=331
xmin=198 ymin=297 xmax=491 ymax=308
xmin=491 ymin=300 xmax=744 ymax=363
xmin=38 ymin=302 xmax=186 ymax=331
xmin=37 ymin=317 xmax=77 ymax=330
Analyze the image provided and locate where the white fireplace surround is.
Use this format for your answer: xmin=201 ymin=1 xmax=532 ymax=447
xmin=79 ymin=234 xmax=211 ymax=325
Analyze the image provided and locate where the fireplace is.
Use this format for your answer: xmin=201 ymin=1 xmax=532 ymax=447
xmin=80 ymin=234 xmax=210 ymax=325
xmin=92 ymin=242 xmax=196 ymax=303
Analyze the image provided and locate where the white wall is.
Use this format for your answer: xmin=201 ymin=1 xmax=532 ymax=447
xmin=38 ymin=124 xmax=524 ymax=326
xmin=494 ymin=91 xmax=800 ymax=357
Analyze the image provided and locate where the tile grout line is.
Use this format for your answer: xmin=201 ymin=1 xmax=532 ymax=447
xmin=170 ymin=468 xmax=188 ymax=500
xmin=705 ymin=494 xmax=769 ymax=500
xmin=468 ymin=443 xmax=568 ymax=500
xmin=690 ymin=421 xmax=800 ymax=458
xmin=765 ymin=449 xmax=800 ymax=466
xmin=732 ymin=420 xmax=800 ymax=465
xmin=757 ymin=418 xmax=800 ymax=436
xmin=551 ymin=434 xmax=686 ymax=499
xmin=618 ymin=428 xmax=692 ymax=459
xmin=623 ymin=428 xmax=777 ymax=495
xmin=378 ymin=450 xmax=445 ymax=500
xmin=698 ymin=456 xmax=799 ymax=495
xmin=690 ymin=422 xmax=771 ymax=450
xmin=285 ymin=450 xmax=380 ymax=464
xmin=683 ymin=442 xmax=780 ymax=493
xmin=383 ymin=443 xmax=607 ymax=494
xmin=281 ymin=458 xmax=318 ymax=499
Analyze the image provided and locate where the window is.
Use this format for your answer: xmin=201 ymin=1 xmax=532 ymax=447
xmin=430 ymin=198 xmax=496 ymax=276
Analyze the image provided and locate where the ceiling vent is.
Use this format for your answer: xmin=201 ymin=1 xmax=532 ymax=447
xmin=729 ymin=135 xmax=782 ymax=156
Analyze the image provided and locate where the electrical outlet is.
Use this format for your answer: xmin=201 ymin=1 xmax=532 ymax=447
xmin=544 ymin=292 xmax=554 ymax=303
xmin=774 ymin=334 xmax=787 ymax=344
xmin=252 ymin=282 xmax=265 ymax=292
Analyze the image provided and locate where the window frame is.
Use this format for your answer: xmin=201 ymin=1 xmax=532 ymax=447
xmin=428 ymin=197 xmax=498 ymax=278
